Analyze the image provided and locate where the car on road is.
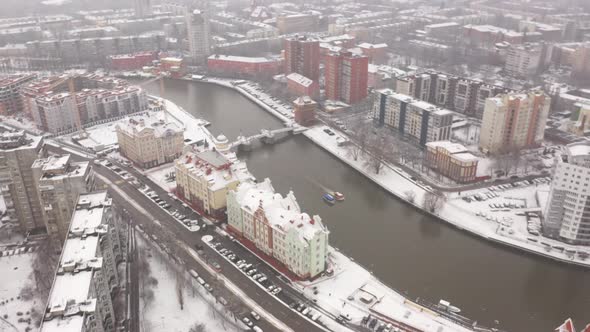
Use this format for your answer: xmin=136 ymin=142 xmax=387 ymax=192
xmin=196 ymin=277 xmax=205 ymax=285
xmin=189 ymin=270 xmax=199 ymax=279
xmin=252 ymin=326 xmax=263 ymax=332
xmin=247 ymin=268 xmax=257 ymax=276
xmin=210 ymin=261 xmax=221 ymax=271
xmin=257 ymin=276 xmax=267 ymax=284
xmin=272 ymin=287 xmax=281 ymax=295
xmin=242 ymin=317 xmax=253 ymax=327
xmin=204 ymin=283 xmax=213 ymax=292
xmin=250 ymin=311 xmax=260 ymax=321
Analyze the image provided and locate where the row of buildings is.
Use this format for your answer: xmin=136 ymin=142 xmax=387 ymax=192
xmin=173 ymin=136 xmax=330 ymax=279
xmin=0 ymin=127 xmax=94 ymax=246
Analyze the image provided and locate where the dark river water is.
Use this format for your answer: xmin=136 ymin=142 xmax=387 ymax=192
xmin=138 ymin=78 xmax=590 ymax=332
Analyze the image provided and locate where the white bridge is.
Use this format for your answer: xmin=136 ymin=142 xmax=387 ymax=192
xmin=230 ymin=124 xmax=307 ymax=150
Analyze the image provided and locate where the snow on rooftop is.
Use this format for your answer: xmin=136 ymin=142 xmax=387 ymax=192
xmin=287 ymin=72 xmax=314 ymax=87
xmin=566 ymin=143 xmax=590 ymax=157
xmin=208 ymin=54 xmax=280 ymax=63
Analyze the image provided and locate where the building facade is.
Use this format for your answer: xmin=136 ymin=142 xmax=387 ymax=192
xmin=277 ymin=14 xmax=319 ymax=34
xmin=479 ymin=91 xmax=550 ymax=154
xmin=186 ymin=10 xmax=211 ymax=65
xmin=293 ymin=96 xmax=317 ymax=126
xmin=504 ymin=43 xmax=550 ymax=78
xmin=286 ymin=73 xmax=319 ymax=100
xmin=0 ymin=128 xmax=44 ymax=232
xmin=175 ymin=146 xmax=254 ymax=220
xmin=425 ymin=141 xmax=479 ymax=183
xmin=544 ymin=143 xmax=590 ymax=246
xmin=108 ymin=52 xmax=158 ymax=71
xmin=207 ymin=55 xmax=283 ymax=77
xmin=325 ymin=51 xmax=369 ymax=105
xmin=283 ymin=36 xmax=320 ymax=82
xmin=40 ymin=191 xmax=124 ymax=332
xmin=0 ymin=74 xmax=36 ymax=115
xmin=227 ymin=178 xmax=329 ymax=280
xmin=27 ymin=74 xmax=148 ymax=134
xmin=372 ymin=89 xmax=454 ymax=146
xmin=116 ymin=117 xmax=184 ymax=169
xmin=32 ymin=154 xmax=93 ymax=245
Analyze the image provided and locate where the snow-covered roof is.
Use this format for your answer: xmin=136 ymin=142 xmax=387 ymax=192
xmin=426 ymin=141 xmax=468 ymax=154
xmin=358 ymin=42 xmax=387 ymax=49
xmin=178 ymin=149 xmax=254 ymax=191
xmin=287 ymin=72 xmax=314 ymax=87
xmin=116 ymin=116 xmax=184 ymax=139
xmin=208 ymin=54 xmax=281 ymax=64
xmin=233 ymin=178 xmax=328 ymax=243
xmin=0 ymin=127 xmax=43 ymax=151
xmin=40 ymin=191 xmax=111 ymax=332
xmin=566 ymin=142 xmax=590 ymax=157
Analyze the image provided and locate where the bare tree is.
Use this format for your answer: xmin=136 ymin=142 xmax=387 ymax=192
xmin=188 ymin=323 xmax=207 ymax=332
xmin=346 ymin=142 xmax=363 ymax=161
xmin=423 ymin=190 xmax=446 ymax=214
xmin=176 ymin=274 xmax=185 ymax=310
xmin=365 ymin=131 xmax=388 ymax=174
xmin=32 ymin=238 xmax=60 ymax=299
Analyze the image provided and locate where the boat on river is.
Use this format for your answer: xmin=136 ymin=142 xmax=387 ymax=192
xmin=333 ymin=192 xmax=345 ymax=201
xmin=323 ymin=193 xmax=335 ymax=204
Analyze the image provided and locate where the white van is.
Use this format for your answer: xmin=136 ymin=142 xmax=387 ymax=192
xmin=252 ymin=327 xmax=263 ymax=332
xmin=196 ymin=277 xmax=205 ymax=285
xmin=189 ymin=270 xmax=199 ymax=279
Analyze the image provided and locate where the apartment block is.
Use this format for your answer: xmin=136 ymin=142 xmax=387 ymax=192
xmin=32 ymin=154 xmax=93 ymax=245
xmin=175 ymin=147 xmax=254 ymax=220
xmin=286 ymin=73 xmax=319 ymax=100
xmin=425 ymin=141 xmax=479 ymax=183
xmin=479 ymin=90 xmax=550 ymax=154
xmin=0 ymin=74 xmax=36 ymax=115
xmin=372 ymin=89 xmax=453 ymax=146
xmin=325 ymin=51 xmax=369 ymax=104
xmin=116 ymin=117 xmax=184 ymax=169
xmin=186 ymin=10 xmax=211 ymax=65
xmin=505 ymin=43 xmax=551 ymax=78
xmin=544 ymin=143 xmax=590 ymax=246
xmin=40 ymin=191 xmax=124 ymax=332
xmin=227 ymin=178 xmax=329 ymax=280
xmin=283 ymin=36 xmax=320 ymax=82
xmin=0 ymin=128 xmax=44 ymax=232
xmin=293 ymin=96 xmax=317 ymax=126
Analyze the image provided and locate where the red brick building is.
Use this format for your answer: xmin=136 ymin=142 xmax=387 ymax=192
xmin=286 ymin=73 xmax=319 ymax=99
xmin=283 ymin=36 xmax=320 ymax=82
xmin=207 ymin=55 xmax=283 ymax=77
xmin=325 ymin=51 xmax=369 ymax=104
xmin=159 ymin=57 xmax=186 ymax=78
xmin=425 ymin=141 xmax=479 ymax=183
xmin=358 ymin=43 xmax=388 ymax=63
xmin=293 ymin=96 xmax=317 ymax=126
xmin=108 ymin=52 xmax=158 ymax=71
xmin=0 ymin=74 xmax=36 ymax=116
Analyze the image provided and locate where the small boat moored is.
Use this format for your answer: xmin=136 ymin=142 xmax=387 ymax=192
xmin=323 ymin=193 xmax=335 ymax=204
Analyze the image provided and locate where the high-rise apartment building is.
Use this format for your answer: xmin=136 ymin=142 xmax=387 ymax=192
xmin=0 ymin=128 xmax=44 ymax=232
xmin=372 ymin=89 xmax=454 ymax=146
xmin=479 ymin=91 xmax=550 ymax=154
xmin=0 ymin=74 xmax=36 ymax=115
xmin=572 ymin=43 xmax=590 ymax=80
xmin=227 ymin=178 xmax=329 ymax=280
xmin=134 ymin=0 xmax=152 ymax=18
xmin=186 ymin=10 xmax=211 ymax=65
xmin=283 ymin=36 xmax=320 ymax=82
xmin=32 ymin=154 xmax=93 ymax=245
xmin=504 ymin=43 xmax=551 ymax=78
xmin=544 ymin=143 xmax=590 ymax=246
xmin=40 ymin=191 xmax=124 ymax=332
xmin=116 ymin=117 xmax=184 ymax=169
xmin=325 ymin=51 xmax=369 ymax=104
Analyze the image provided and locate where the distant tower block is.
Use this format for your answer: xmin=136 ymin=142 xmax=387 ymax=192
xmin=134 ymin=0 xmax=152 ymax=18
xmin=186 ymin=9 xmax=211 ymax=65
xmin=293 ymin=96 xmax=317 ymax=126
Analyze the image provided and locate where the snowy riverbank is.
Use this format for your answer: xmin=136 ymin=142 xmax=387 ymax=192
xmin=197 ymin=76 xmax=590 ymax=269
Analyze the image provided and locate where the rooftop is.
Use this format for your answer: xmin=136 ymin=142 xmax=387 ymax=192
xmin=116 ymin=117 xmax=184 ymax=139
xmin=287 ymin=72 xmax=314 ymax=87
xmin=0 ymin=126 xmax=43 ymax=152
xmin=208 ymin=54 xmax=281 ymax=64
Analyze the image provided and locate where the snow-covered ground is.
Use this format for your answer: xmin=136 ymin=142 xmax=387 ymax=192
xmin=303 ymin=125 xmax=590 ymax=267
xmin=137 ymin=234 xmax=241 ymax=332
xmin=145 ymin=164 xmax=177 ymax=192
xmin=0 ymin=252 xmax=44 ymax=331
xmin=295 ymin=250 xmax=473 ymax=332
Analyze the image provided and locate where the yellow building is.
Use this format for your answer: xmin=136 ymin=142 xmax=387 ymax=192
xmin=116 ymin=117 xmax=184 ymax=169
xmin=175 ymin=147 xmax=254 ymax=221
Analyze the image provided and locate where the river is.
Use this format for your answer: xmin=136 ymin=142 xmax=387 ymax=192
xmin=138 ymin=78 xmax=590 ymax=332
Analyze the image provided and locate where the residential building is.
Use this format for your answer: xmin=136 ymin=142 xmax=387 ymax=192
xmin=358 ymin=42 xmax=387 ymax=63
xmin=28 ymin=74 xmax=148 ymax=134
xmin=463 ymin=24 xmax=526 ymax=47
xmin=116 ymin=117 xmax=184 ymax=169
xmin=505 ymin=43 xmax=551 ymax=78
xmin=40 ymin=191 xmax=124 ymax=332
xmin=207 ymin=54 xmax=283 ymax=77
xmin=283 ymin=36 xmax=320 ymax=82
xmin=424 ymin=22 xmax=461 ymax=40
xmin=276 ymin=14 xmax=319 ymax=34
xmin=108 ymin=52 xmax=158 ymax=71
xmin=186 ymin=10 xmax=211 ymax=65
xmin=479 ymin=91 xmax=550 ymax=154
xmin=293 ymin=96 xmax=317 ymax=126
xmin=286 ymin=73 xmax=319 ymax=100
xmin=367 ymin=64 xmax=406 ymax=89
xmin=227 ymin=178 xmax=329 ymax=280
xmin=0 ymin=74 xmax=36 ymax=115
xmin=572 ymin=43 xmax=590 ymax=80
xmin=372 ymin=89 xmax=453 ymax=146
xmin=325 ymin=51 xmax=369 ymax=104
xmin=544 ymin=143 xmax=590 ymax=245
xmin=175 ymin=145 xmax=254 ymax=220
xmin=425 ymin=141 xmax=479 ymax=183
xmin=134 ymin=0 xmax=152 ymax=18
xmin=570 ymin=105 xmax=590 ymax=136
xmin=0 ymin=128 xmax=44 ymax=232
xmin=32 ymin=154 xmax=93 ymax=246
xmin=158 ymin=57 xmax=186 ymax=79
